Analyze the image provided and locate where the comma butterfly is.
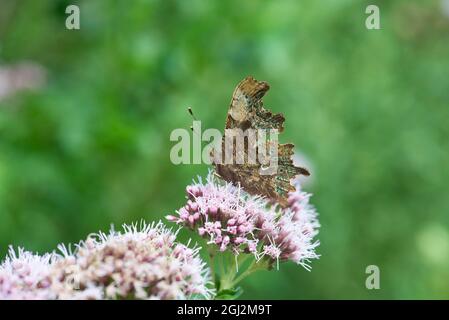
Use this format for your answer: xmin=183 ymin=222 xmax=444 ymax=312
xmin=213 ymin=76 xmax=310 ymax=207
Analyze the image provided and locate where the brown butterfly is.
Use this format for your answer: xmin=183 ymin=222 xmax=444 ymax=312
xmin=213 ymin=76 xmax=310 ymax=207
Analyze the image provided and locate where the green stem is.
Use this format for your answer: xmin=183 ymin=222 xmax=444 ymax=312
xmin=219 ymin=253 xmax=226 ymax=279
xmin=219 ymin=257 xmax=269 ymax=291
xmin=209 ymin=250 xmax=216 ymax=285
xmin=229 ymin=259 xmax=259 ymax=288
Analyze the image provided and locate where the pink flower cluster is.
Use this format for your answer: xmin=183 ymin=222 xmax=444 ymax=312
xmin=0 ymin=247 xmax=56 ymax=300
xmin=0 ymin=222 xmax=212 ymax=300
xmin=167 ymin=175 xmax=266 ymax=257
xmin=167 ymin=173 xmax=320 ymax=269
xmin=260 ymin=184 xmax=320 ymax=270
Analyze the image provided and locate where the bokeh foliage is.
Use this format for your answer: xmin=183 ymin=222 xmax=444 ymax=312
xmin=1 ymin=0 xmax=449 ymax=299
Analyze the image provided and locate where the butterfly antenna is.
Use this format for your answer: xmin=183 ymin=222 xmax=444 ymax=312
xmin=188 ymin=106 xmax=201 ymax=139
xmin=188 ymin=107 xmax=197 ymax=121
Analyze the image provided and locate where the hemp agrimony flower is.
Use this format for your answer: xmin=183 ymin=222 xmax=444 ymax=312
xmin=0 ymin=222 xmax=212 ymax=300
xmin=0 ymin=247 xmax=56 ymax=300
xmin=52 ymin=222 xmax=213 ymax=300
xmin=167 ymin=172 xmax=320 ymax=270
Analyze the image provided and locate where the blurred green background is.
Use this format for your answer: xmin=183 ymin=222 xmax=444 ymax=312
xmin=1 ymin=0 xmax=449 ymax=299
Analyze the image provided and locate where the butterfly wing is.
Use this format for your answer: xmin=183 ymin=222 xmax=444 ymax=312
xmin=225 ymin=76 xmax=285 ymax=131
xmin=214 ymin=76 xmax=310 ymax=207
